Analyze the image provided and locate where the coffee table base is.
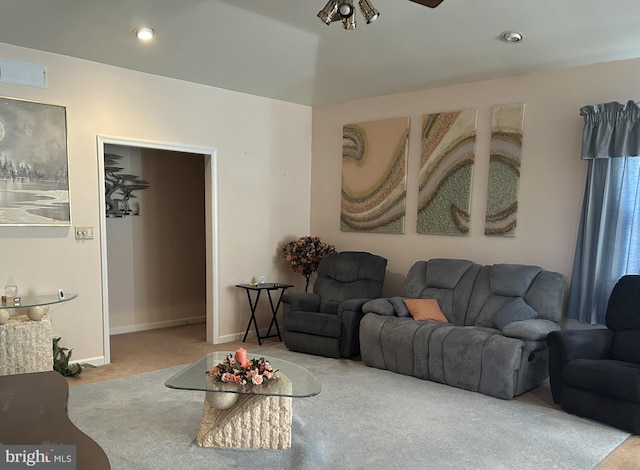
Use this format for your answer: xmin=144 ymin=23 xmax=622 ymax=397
xmin=196 ymin=376 xmax=293 ymax=449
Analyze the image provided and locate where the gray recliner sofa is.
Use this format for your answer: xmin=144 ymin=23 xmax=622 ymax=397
xmin=360 ymin=258 xmax=565 ymax=399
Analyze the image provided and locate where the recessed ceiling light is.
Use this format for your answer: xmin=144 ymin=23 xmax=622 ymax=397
xmin=133 ymin=26 xmax=154 ymax=41
xmin=499 ymin=31 xmax=523 ymax=44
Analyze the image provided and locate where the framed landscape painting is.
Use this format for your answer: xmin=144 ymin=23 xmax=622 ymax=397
xmin=0 ymin=97 xmax=70 ymax=226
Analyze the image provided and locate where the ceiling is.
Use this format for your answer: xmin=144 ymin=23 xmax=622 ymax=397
xmin=1 ymin=0 xmax=640 ymax=106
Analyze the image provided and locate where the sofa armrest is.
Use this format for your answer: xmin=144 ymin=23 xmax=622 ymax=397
xmin=339 ymin=298 xmax=373 ymax=357
xmin=339 ymin=298 xmax=371 ymax=315
xmin=362 ymin=298 xmax=395 ymax=316
xmin=362 ymin=296 xmax=412 ymax=317
xmin=281 ymin=292 xmax=320 ymax=312
xmin=500 ymin=319 xmax=561 ymax=341
xmin=546 ymin=328 xmax=614 ymax=362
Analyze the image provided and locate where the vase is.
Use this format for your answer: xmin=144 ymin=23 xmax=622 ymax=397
xmin=0 ymin=309 xmax=9 ymax=325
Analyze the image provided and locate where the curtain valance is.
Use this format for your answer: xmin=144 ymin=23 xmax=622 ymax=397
xmin=580 ymin=100 xmax=640 ymax=160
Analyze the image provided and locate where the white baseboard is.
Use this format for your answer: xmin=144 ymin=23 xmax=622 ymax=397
xmin=218 ymin=332 xmax=246 ymax=343
xmin=74 ymin=355 xmax=107 ymax=367
xmin=76 ymin=321 xmax=276 ymax=366
xmin=109 ymin=316 xmax=206 ymax=336
xmin=217 ymin=327 xmax=282 ymax=345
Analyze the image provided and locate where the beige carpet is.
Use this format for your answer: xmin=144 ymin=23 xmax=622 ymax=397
xmin=67 ymin=323 xmax=640 ymax=469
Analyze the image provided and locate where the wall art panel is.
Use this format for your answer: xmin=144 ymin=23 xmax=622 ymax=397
xmin=341 ymin=117 xmax=409 ymax=234
xmin=485 ymin=103 xmax=525 ymax=237
xmin=417 ymin=109 xmax=477 ymax=235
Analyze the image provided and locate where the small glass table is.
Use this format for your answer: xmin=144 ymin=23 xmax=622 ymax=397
xmin=1 ymin=293 xmax=78 ymax=309
xmin=165 ymin=351 xmax=321 ymax=449
xmin=0 ymin=293 xmax=78 ymax=375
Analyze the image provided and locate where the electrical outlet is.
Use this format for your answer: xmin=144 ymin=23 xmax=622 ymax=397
xmin=75 ymin=226 xmax=93 ymax=240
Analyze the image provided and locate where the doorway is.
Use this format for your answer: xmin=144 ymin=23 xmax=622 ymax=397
xmin=97 ymin=136 xmax=219 ymax=364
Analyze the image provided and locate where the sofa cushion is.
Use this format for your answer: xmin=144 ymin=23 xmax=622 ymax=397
xmin=401 ymin=259 xmax=482 ymax=326
xmin=389 ymin=296 xmax=411 ymax=317
xmin=404 ymin=299 xmax=448 ymax=323
xmin=426 ymin=258 xmax=477 ymax=289
xmin=562 ymin=358 xmax=640 ymax=403
xmin=490 ymin=264 xmax=541 ymax=297
xmin=611 ymin=330 xmax=640 ymax=365
xmin=493 ymin=297 xmax=538 ymax=330
xmin=314 ymin=251 xmax=387 ymax=314
xmin=523 ymin=270 xmax=565 ymax=322
xmin=469 ymin=264 xmax=564 ymax=327
xmin=425 ymin=325 xmax=523 ymax=399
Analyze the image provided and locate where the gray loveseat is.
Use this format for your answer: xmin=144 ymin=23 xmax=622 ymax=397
xmin=360 ymin=258 xmax=565 ymax=399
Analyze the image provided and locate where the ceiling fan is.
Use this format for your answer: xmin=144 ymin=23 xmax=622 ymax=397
xmin=318 ymin=0 xmax=445 ymax=30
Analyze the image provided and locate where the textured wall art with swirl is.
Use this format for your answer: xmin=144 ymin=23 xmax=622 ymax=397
xmin=341 ymin=117 xmax=409 ymax=233
xmin=485 ymin=103 xmax=525 ymax=237
xmin=417 ymin=109 xmax=478 ymax=235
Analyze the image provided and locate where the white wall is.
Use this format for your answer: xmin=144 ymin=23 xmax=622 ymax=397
xmin=311 ymin=57 xmax=640 ymax=304
xmin=0 ymin=42 xmax=312 ymax=363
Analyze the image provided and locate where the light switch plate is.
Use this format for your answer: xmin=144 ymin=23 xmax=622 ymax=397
xmin=75 ymin=226 xmax=93 ymax=240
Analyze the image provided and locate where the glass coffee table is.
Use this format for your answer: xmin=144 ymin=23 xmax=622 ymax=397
xmin=165 ymin=351 xmax=321 ymax=449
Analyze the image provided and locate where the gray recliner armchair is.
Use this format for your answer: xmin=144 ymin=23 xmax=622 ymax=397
xmin=282 ymin=251 xmax=387 ymax=358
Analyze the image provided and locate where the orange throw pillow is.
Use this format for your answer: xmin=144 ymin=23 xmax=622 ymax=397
xmin=404 ymin=298 xmax=449 ymax=323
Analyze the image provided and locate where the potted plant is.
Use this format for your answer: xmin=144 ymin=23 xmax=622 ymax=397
xmin=53 ymin=337 xmax=95 ymax=377
xmin=281 ymin=236 xmax=335 ymax=292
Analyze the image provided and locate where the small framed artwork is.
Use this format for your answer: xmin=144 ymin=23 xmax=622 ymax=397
xmin=0 ymin=96 xmax=71 ymax=226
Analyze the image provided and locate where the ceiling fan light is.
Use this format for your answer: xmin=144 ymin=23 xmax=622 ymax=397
xmin=342 ymin=14 xmax=356 ymax=30
xmin=337 ymin=0 xmax=355 ymax=18
xmin=358 ymin=0 xmax=379 ymax=23
xmin=318 ymin=0 xmax=339 ymax=25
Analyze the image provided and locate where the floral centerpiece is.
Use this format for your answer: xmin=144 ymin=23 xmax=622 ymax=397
xmin=207 ymin=353 xmax=278 ymax=386
xmin=281 ymin=235 xmax=335 ymax=292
